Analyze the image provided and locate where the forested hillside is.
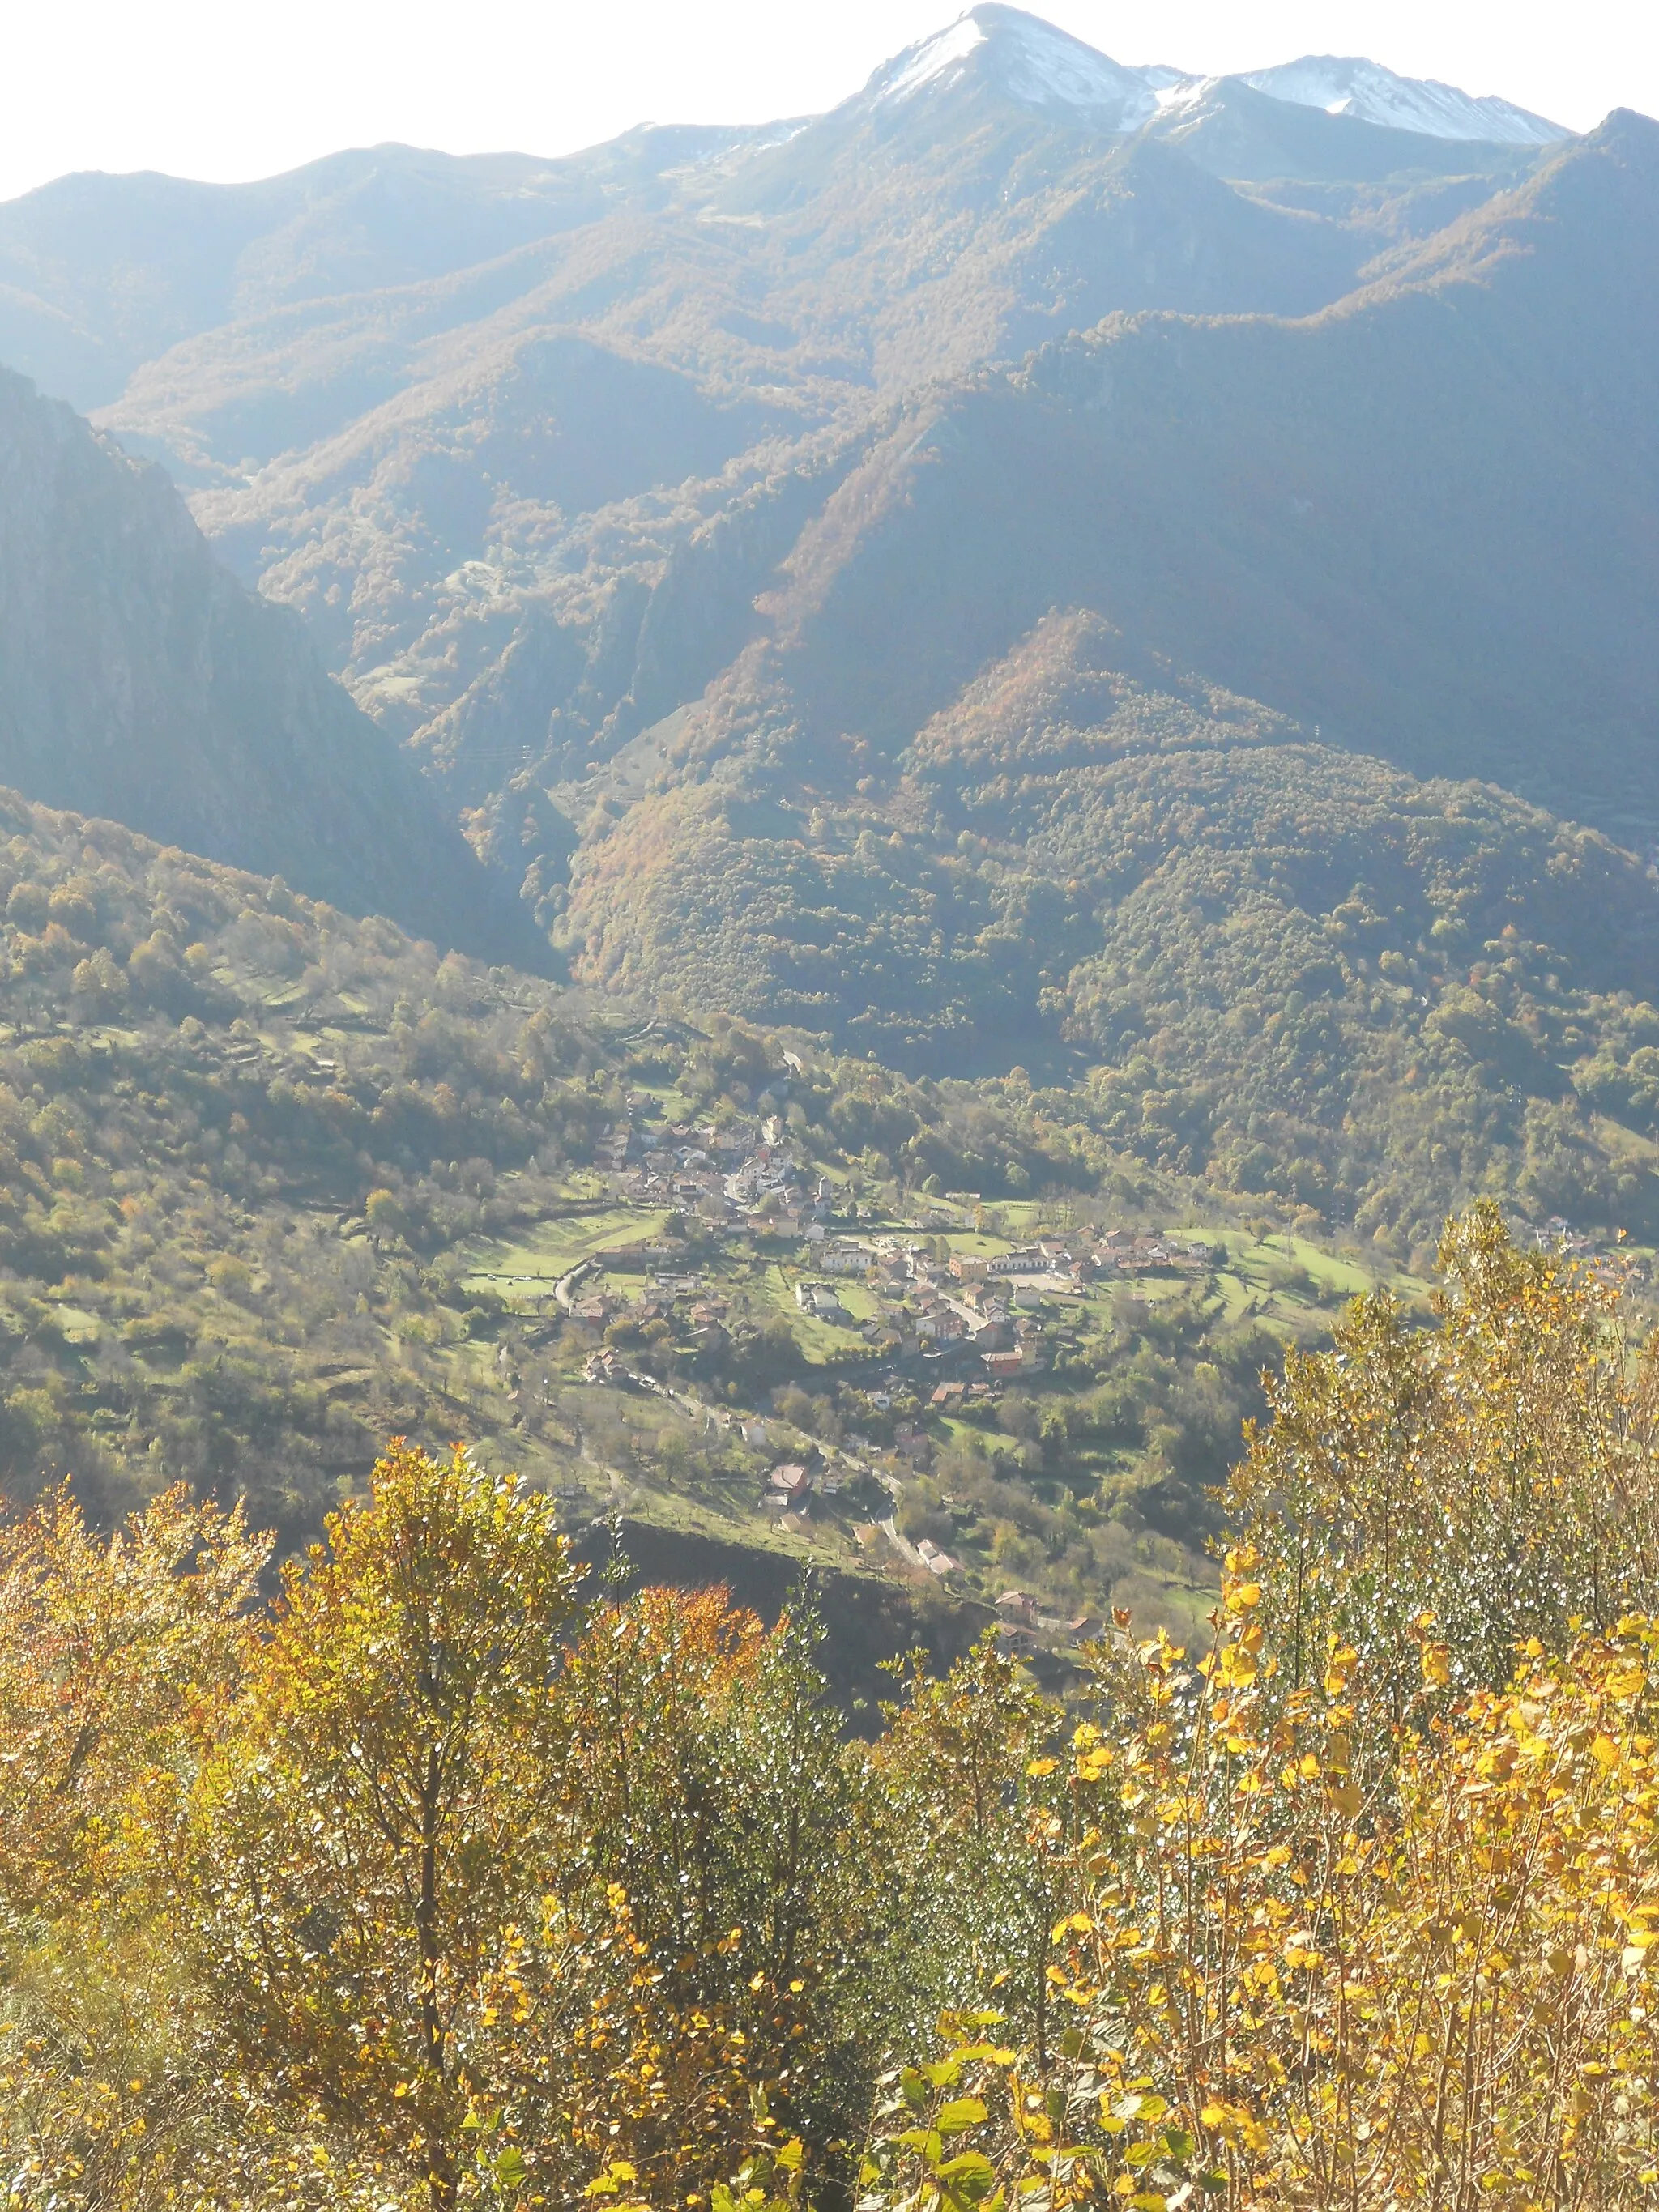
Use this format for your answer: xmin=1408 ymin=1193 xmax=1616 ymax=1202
xmin=0 ymin=20 xmax=1649 ymax=1249
xmin=565 ymin=617 xmax=1659 ymax=1247
xmin=20 ymin=52 xmax=1642 ymax=1263
xmin=714 ymin=110 xmax=1659 ymax=843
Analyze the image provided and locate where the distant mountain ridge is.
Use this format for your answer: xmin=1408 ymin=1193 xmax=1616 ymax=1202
xmin=8 ymin=11 xmax=1550 ymax=795
xmin=1240 ymin=54 xmax=1567 ymax=144
xmin=660 ymin=110 xmax=1659 ymax=840
xmin=0 ymin=10 xmax=1566 ymax=412
xmin=868 ymin=11 xmax=1566 ymax=146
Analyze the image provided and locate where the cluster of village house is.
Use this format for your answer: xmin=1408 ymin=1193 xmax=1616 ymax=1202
xmin=1525 ymin=1214 xmax=1594 ymax=1254
xmin=566 ymin=1107 xmax=1213 ymax=1606
xmin=603 ymin=1110 xmax=826 ymax=1233
xmin=570 ymin=1100 xmax=1212 ymax=1359
xmin=570 ymin=1204 xmax=1210 ymax=1373
xmin=788 ymin=1226 xmax=1211 ymax=1366
xmin=990 ymin=1587 xmax=1103 ymax=1652
xmin=564 ymin=1114 xmax=1598 ymax=1630
xmin=601 ymin=1104 xmax=1206 ymax=1274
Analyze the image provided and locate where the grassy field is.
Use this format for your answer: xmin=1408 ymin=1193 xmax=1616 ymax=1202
xmin=753 ymin=1262 xmax=877 ymax=1364
xmin=630 ymin=1080 xmax=702 ymax=1123
xmin=460 ymin=1207 xmax=674 ymax=1299
xmin=1192 ymin=1230 xmax=1398 ymax=1331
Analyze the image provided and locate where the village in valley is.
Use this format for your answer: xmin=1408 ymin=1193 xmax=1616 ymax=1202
xmin=427 ymin=1039 xmax=1628 ymax=1654
xmin=440 ymin=1063 xmax=1351 ymax=1652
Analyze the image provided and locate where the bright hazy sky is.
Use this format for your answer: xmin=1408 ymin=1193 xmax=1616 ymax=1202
xmin=2 ymin=0 xmax=1654 ymax=202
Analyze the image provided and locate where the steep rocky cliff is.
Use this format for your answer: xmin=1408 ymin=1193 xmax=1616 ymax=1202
xmin=0 ymin=368 xmax=538 ymax=957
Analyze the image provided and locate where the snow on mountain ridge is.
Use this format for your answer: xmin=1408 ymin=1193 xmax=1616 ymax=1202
xmin=881 ymin=15 xmax=987 ymax=102
xmin=867 ymin=7 xmax=1567 ymax=147
xmin=1242 ymin=56 xmax=1568 ymax=146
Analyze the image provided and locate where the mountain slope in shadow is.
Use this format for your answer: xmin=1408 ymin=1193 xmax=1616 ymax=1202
xmin=0 ymin=368 xmax=541 ymax=960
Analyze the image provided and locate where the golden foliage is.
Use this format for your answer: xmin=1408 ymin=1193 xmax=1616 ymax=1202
xmin=0 ymin=1447 xmax=838 ymax=2210
xmin=864 ymin=1573 xmax=1659 ymax=2209
xmin=0 ymin=1480 xmax=267 ymax=1903
xmin=860 ymin=1215 xmax=1659 ymax=2212
xmin=1229 ymin=1202 xmax=1659 ymax=1724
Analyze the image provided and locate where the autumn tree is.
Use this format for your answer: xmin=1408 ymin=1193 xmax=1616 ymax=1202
xmin=860 ymin=1215 xmax=1659 ymax=2211
xmin=554 ymin=1582 xmax=874 ymax=2186
xmin=868 ymin=1634 xmax=1077 ymax=2070
xmin=185 ymin=1442 xmax=582 ymax=2210
xmin=0 ymin=1481 xmax=267 ymax=1904
xmin=1226 ymin=1202 xmax=1659 ymax=1734
xmin=0 ymin=1483 xmax=269 ymax=2206
xmin=173 ymin=1447 xmax=823 ymax=2210
xmin=862 ymin=1566 xmax=1659 ymax=2211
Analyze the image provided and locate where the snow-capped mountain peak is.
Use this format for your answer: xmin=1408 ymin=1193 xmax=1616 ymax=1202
xmin=860 ymin=12 xmax=1569 ymax=152
xmin=873 ymin=6 xmax=1181 ymax=130
xmin=1242 ymin=56 xmax=1567 ymax=146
